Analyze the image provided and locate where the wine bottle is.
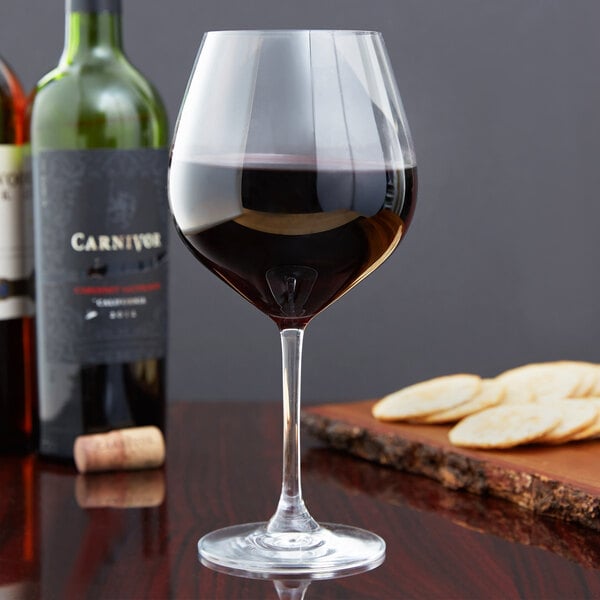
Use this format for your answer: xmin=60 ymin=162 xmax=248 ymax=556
xmin=0 ymin=57 xmax=37 ymax=453
xmin=30 ymin=0 xmax=169 ymax=459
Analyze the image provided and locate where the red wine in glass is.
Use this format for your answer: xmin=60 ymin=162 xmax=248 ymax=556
xmin=173 ymin=155 xmax=417 ymax=328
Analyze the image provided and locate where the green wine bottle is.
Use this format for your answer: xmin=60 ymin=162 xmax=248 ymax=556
xmin=30 ymin=0 xmax=169 ymax=459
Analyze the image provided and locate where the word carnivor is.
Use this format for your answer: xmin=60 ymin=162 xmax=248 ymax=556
xmin=71 ymin=232 xmax=163 ymax=253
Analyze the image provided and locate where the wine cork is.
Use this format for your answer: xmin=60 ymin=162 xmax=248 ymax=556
xmin=75 ymin=469 xmax=165 ymax=508
xmin=73 ymin=426 xmax=165 ymax=473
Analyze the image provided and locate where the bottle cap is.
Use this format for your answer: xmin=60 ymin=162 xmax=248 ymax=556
xmin=68 ymin=0 xmax=122 ymax=13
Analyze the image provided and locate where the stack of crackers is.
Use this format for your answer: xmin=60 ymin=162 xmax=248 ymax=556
xmin=371 ymin=361 xmax=600 ymax=450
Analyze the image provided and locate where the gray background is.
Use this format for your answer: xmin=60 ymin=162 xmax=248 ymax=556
xmin=4 ymin=1 xmax=600 ymax=403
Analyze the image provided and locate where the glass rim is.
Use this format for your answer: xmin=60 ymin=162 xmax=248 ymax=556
xmin=203 ymin=29 xmax=383 ymax=37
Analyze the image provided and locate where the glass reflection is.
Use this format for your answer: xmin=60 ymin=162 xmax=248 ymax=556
xmin=200 ymin=553 xmax=383 ymax=599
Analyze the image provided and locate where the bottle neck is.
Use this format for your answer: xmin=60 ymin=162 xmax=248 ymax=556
xmin=61 ymin=0 xmax=123 ymax=63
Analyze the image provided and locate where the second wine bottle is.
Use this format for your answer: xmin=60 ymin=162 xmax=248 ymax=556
xmin=30 ymin=0 xmax=169 ymax=459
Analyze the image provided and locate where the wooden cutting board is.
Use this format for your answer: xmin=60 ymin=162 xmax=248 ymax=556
xmin=301 ymin=400 xmax=600 ymax=531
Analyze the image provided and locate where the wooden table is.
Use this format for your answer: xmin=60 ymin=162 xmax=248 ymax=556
xmin=1 ymin=401 xmax=600 ymax=599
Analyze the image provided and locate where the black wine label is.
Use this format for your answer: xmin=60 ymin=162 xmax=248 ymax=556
xmin=34 ymin=148 xmax=168 ymax=364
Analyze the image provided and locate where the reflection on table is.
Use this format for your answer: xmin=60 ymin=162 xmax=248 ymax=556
xmin=1 ymin=401 xmax=599 ymax=599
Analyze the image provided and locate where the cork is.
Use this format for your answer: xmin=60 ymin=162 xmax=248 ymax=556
xmin=75 ymin=469 xmax=165 ymax=508
xmin=73 ymin=426 xmax=165 ymax=473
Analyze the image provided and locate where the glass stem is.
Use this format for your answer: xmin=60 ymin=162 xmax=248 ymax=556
xmin=267 ymin=327 xmax=319 ymax=534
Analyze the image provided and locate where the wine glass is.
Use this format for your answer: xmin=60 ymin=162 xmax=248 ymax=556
xmin=169 ymin=29 xmax=417 ymax=577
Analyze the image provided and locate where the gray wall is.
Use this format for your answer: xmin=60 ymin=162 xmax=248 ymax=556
xmin=4 ymin=1 xmax=600 ymax=403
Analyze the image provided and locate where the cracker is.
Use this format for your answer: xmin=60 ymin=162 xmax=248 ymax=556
xmin=587 ymin=368 xmax=600 ymax=397
xmin=569 ymin=398 xmax=600 ymax=441
xmin=498 ymin=386 xmax=536 ymax=405
xmin=534 ymin=399 xmax=598 ymax=444
xmin=448 ymin=404 xmax=562 ymax=449
xmin=495 ymin=362 xmax=585 ymax=403
xmin=568 ymin=362 xmax=600 ymax=396
xmin=372 ymin=374 xmax=481 ymax=422
xmin=414 ymin=379 xmax=504 ymax=424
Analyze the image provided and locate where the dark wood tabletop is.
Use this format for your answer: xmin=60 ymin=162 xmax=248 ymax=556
xmin=2 ymin=400 xmax=600 ymax=599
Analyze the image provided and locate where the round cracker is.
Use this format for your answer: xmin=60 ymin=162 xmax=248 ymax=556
xmin=587 ymin=368 xmax=600 ymax=397
xmin=568 ymin=362 xmax=600 ymax=396
xmin=569 ymin=398 xmax=600 ymax=441
xmin=495 ymin=362 xmax=585 ymax=402
xmin=534 ymin=399 xmax=598 ymax=444
xmin=372 ymin=374 xmax=481 ymax=422
xmin=498 ymin=385 xmax=536 ymax=405
xmin=448 ymin=404 xmax=562 ymax=449
xmin=414 ymin=379 xmax=505 ymax=424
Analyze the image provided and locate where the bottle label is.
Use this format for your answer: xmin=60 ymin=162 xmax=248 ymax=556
xmin=0 ymin=144 xmax=34 ymax=320
xmin=34 ymin=148 xmax=168 ymax=364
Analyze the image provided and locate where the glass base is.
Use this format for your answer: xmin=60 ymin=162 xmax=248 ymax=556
xmin=198 ymin=521 xmax=385 ymax=578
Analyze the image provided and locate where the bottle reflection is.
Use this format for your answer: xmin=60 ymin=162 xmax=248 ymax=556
xmin=36 ymin=463 xmax=169 ymax=598
xmin=0 ymin=455 xmax=39 ymax=599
